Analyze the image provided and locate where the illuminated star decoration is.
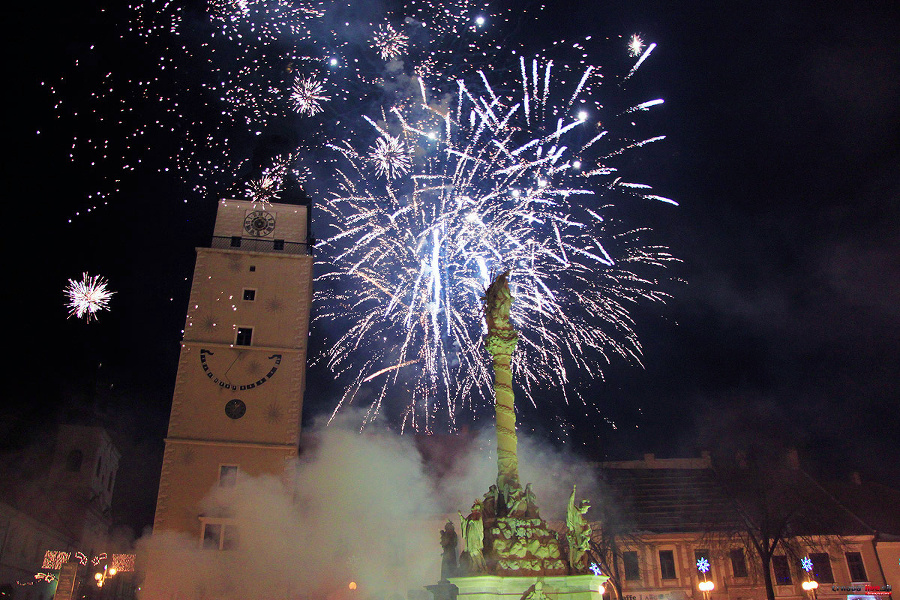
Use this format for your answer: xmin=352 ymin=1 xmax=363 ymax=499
xmin=590 ymin=563 xmax=603 ymax=576
xmin=697 ymin=557 xmax=711 ymax=573
xmin=64 ymin=273 xmax=115 ymax=322
xmin=801 ymin=556 xmax=813 ymax=572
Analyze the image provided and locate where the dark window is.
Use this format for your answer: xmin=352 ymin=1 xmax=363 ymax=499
xmin=659 ymin=550 xmax=677 ymax=580
xmin=222 ymin=525 xmax=239 ymax=550
xmin=219 ymin=465 xmax=238 ymax=488
xmin=96 ymin=455 xmax=103 ymax=476
xmin=772 ymin=555 xmax=792 ymax=585
xmin=273 ymin=239 xmax=285 ymax=250
xmin=202 ymin=524 xmax=222 ymax=550
xmin=235 ymin=327 xmax=253 ymax=346
xmin=810 ymin=553 xmax=834 ymax=583
xmin=243 ymin=289 xmax=256 ymax=301
xmin=623 ymin=551 xmax=640 ymax=581
xmin=730 ymin=549 xmax=749 ymax=578
xmin=107 ymin=473 xmax=114 ymax=492
xmin=249 ymin=265 xmax=256 ymax=272
xmin=66 ymin=449 xmax=83 ymax=472
xmin=845 ymin=552 xmax=866 ymax=581
xmin=230 ymin=236 xmax=242 ymax=247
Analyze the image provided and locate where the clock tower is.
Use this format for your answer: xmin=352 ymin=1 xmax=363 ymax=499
xmin=151 ymin=197 xmax=313 ymax=544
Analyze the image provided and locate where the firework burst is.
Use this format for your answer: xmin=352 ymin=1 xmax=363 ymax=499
xmin=65 ymin=273 xmax=115 ymax=322
xmin=372 ymin=23 xmax=409 ymax=61
xmin=316 ymin=54 xmax=677 ymax=432
xmin=290 ymin=75 xmax=330 ymax=116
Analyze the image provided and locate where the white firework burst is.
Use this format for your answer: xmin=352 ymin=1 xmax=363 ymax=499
xmin=628 ymin=34 xmax=645 ymax=57
xmin=65 ymin=273 xmax=115 ymax=322
xmin=290 ymin=75 xmax=330 ymax=116
xmin=368 ymin=134 xmax=412 ymax=180
xmin=372 ymin=23 xmax=409 ymax=61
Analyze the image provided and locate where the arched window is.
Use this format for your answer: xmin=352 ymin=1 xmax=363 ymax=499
xmin=66 ymin=449 xmax=83 ymax=472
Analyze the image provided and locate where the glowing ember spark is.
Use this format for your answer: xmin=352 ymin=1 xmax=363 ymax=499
xmin=65 ymin=273 xmax=114 ymax=322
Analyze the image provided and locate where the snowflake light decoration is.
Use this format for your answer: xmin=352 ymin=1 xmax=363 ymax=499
xmin=697 ymin=557 xmax=711 ymax=573
xmin=64 ymin=273 xmax=114 ymax=322
xmin=590 ymin=562 xmax=604 ymax=576
xmin=801 ymin=556 xmax=813 ymax=572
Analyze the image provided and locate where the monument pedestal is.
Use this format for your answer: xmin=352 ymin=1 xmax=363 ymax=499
xmin=447 ymin=575 xmax=609 ymax=600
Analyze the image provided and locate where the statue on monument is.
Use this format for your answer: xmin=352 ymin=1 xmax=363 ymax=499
xmin=440 ymin=520 xmax=459 ymax=580
xmin=459 ymin=501 xmax=486 ymax=573
xmin=565 ymin=485 xmax=592 ymax=571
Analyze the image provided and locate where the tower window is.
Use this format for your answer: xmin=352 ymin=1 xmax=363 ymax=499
xmin=235 ymin=327 xmax=253 ymax=346
xmin=242 ymin=289 xmax=256 ymax=301
xmin=219 ymin=465 xmax=238 ymax=488
xmin=230 ymin=236 xmax=242 ymax=247
xmin=659 ymin=550 xmax=676 ymax=580
xmin=249 ymin=265 xmax=256 ymax=272
xmin=96 ymin=455 xmax=103 ymax=476
xmin=273 ymin=239 xmax=285 ymax=250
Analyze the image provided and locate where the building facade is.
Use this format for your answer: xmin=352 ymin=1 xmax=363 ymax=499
xmin=595 ymin=454 xmax=896 ymax=600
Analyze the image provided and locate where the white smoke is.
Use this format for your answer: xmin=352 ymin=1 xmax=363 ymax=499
xmin=136 ymin=414 xmax=599 ymax=600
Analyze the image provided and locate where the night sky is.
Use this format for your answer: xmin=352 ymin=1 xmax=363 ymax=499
xmin=8 ymin=0 xmax=899 ymax=535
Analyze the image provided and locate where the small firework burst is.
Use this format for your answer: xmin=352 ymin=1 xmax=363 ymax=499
xmin=368 ymin=134 xmax=412 ymax=180
xmin=65 ymin=273 xmax=115 ymax=322
xmin=628 ymin=34 xmax=645 ymax=57
xmin=289 ymin=75 xmax=329 ymax=116
xmin=246 ymin=174 xmax=281 ymax=203
xmin=372 ymin=23 xmax=409 ymax=61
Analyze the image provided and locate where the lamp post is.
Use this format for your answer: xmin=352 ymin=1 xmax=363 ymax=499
xmin=801 ymin=557 xmax=818 ymax=600
xmin=697 ymin=558 xmax=714 ymax=600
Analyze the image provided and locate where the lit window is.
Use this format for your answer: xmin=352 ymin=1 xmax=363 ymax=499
xmin=772 ymin=555 xmax=792 ymax=585
xmin=235 ymin=327 xmax=253 ymax=346
xmin=659 ymin=550 xmax=676 ymax=580
xmin=845 ymin=552 xmax=866 ymax=581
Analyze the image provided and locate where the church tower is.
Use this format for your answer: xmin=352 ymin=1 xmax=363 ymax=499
xmin=151 ymin=198 xmax=313 ymax=545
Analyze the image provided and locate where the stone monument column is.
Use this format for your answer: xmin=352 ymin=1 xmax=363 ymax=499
xmin=484 ymin=271 xmax=521 ymax=496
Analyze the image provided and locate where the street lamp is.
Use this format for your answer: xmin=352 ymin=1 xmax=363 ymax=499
xmin=697 ymin=558 xmax=714 ymax=599
xmin=95 ymin=564 xmax=117 ymax=588
xmin=801 ymin=556 xmax=818 ymax=600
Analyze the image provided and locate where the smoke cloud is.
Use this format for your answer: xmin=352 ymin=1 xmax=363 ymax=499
xmin=136 ymin=414 xmax=599 ymax=600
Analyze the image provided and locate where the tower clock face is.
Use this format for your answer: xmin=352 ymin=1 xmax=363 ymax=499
xmin=243 ymin=211 xmax=276 ymax=237
xmin=199 ymin=348 xmax=282 ymax=391
xmin=224 ymin=399 xmax=246 ymax=419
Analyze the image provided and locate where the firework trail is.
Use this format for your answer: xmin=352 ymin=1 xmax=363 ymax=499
xmin=317 ymin=51 xmax=677 ymax=432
